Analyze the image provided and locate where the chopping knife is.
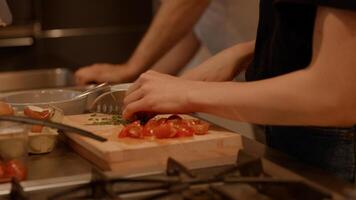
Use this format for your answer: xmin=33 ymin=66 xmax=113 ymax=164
xmin=0 ymin=115 xmax=107 ymax=142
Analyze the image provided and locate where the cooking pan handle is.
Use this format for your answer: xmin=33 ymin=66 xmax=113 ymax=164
xmin=0 ymin=115 xmax=107 ymax=142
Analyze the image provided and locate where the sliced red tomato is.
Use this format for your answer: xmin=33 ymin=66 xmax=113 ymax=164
xmin=153 ymin=123 xmax=177 ymax=139
xmin=143 ymin=119 xmax=158 ymax=136
xmin=24 ymin=107 xmax=52 ymax=133
xmin=176 ymin=123 xmax=195 ymax=137
xmin=166 ymin=118 xmax=194 ymax=137
xmin=119 ymin=121 xmax=144 ymax=138
xmin=5 ymin=160 xmax=27 ymax=181
xmin=30 ymin=125 xmax=44 ymax=133
xmin=0 ymin=162 xmax=4 ymax=179
xmin=24 ymin=107 xmax=51 ymax=120
xmin=119 ymin=115 xmax=209 ymax=139
xmin=185 ymin=119 xmax=210 ymax=135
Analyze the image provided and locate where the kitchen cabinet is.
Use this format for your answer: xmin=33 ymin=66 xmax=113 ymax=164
xmin=0 ymin=0 xmax=152 ymax=71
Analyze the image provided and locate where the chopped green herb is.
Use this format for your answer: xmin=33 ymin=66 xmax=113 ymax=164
xmin=86 ymin=114 xmax=128 ymax=125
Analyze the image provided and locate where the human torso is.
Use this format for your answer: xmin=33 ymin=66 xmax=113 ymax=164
xmin=194 ymin=0 xmax=260 ymax=54
xmin=250 ymin=0 xmax=356 ymax=182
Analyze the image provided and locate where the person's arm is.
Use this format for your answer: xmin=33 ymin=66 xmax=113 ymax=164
xmin=151 ymin=32 xmax=201 ymax=75
xmin=128 ymin=0 xmax=210 ymax=74
xmin=123 ymin=7 xmax=356 ymax=127
xmin=181 ymin=40 xmax=255 ymax=81
xmin=189 ymin=7 xmax=356 ymax=126
xmin=75 ymin=0 xmax=210 ymax=85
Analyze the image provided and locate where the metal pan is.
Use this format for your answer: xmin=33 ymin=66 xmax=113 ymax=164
xmin=0 ymin=89 xmax=87 ymax=115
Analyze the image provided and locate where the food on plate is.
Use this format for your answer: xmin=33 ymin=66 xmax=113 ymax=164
xmin=22 ymin=106 xmax=63 ymax=154
xmin=0 ymin=159 xmax=27 ymax=181
xmin=0 ymin=101 xmax=14 ymax=116
xmin=24 ymin=106 xmax=53 ymax=132
xmin=118 ymin=115 xmax=210 ymax=139
xmin=28 ymin=127 xmax=58 ymax=154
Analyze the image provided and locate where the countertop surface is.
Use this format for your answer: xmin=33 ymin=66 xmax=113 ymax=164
xmin=0 ymin=133 xmax=354 ymax=198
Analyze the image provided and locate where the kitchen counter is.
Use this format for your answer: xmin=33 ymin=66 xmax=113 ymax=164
xmin=0 ymin=70 xmax=354 ymax=197
xmin=0 ymin=139 xmax=93 ymax=195
xmin=0 ymin=132 xmax=355 ymax=198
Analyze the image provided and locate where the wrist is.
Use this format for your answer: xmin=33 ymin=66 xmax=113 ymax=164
xmin=186 ymin=81 xmax=210 ymax=113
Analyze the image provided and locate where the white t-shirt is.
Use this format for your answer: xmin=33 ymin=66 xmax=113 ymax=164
xmin=195 ymin=0 xmax=259 ymax=54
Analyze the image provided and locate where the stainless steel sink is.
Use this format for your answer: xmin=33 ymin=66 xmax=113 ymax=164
xmin=0 ymin=68 xmax=75 ymax=92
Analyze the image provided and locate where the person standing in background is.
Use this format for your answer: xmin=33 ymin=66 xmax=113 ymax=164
xmin=75 ymin=0 xmax=259 ymax=85
xmin=0 ymin=0 xmax=12 ymax=26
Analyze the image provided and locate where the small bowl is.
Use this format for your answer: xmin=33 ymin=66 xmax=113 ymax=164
xmin=0 ymin=89 xmax=87 ymax=115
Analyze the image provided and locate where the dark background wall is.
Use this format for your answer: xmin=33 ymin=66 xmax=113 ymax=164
xmin=0 ymin=0 xmax=152 ymax=72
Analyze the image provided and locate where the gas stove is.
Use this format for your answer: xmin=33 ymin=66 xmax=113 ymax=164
xmin=0 ymin=150 xmax=342 ymax=200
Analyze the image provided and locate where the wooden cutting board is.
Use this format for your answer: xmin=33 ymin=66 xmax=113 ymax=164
xmin=63 ymin=113 xmax=243 ymax=176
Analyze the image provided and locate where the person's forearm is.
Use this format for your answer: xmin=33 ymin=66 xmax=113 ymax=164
xmin=151 ymin=32 xmax=200 ymax=75
xmin=189 ymin=68 xmax=356 ymax=127
xmin=180 ymin=40 xmax=255 ymax=81
xmin=215 ymin=40 xmax=256 ymax=75
xmin=128 ymin=0 xmax=210 ymax=75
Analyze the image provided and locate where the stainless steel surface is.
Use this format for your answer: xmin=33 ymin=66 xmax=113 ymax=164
xmin=89 ymin=83 xmax=131 ymax=114
xmin=0 ymin=37 xmax=34 ymax=47
xmin=0 ymin=141 xmax=93 ymax=196
xmin=0 ymin=68 xmax=74 ymax=92
xmin=0 ymin=116 xmax=107 ymax=142
xmin=90 ymin=91 xmax=124 ymax=114
xmin=0 ymin=89 xmax=87 ymax=115
xmin=39 ymin=26 xmax=147 ymax=39
xmin=74 ymin=82 xmax=109 ymax=100
xmin=0 ymin=23 xmax=146 ymax=40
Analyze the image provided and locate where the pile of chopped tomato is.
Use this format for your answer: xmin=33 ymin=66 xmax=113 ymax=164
xmin=118 ymin=115 xmax=209 ymax=139
xmin=24 ymin=106 xmax=52 ymax=132
xmin=0 ymin=159 xmax=27 ymax=182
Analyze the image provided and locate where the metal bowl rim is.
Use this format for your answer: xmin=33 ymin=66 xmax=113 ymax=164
xmin=0 ymin=88 xmax=86 ymax=106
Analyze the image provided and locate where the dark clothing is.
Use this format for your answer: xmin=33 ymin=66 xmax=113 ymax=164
xmin=246 ymin=0 xmax=356 ymax=181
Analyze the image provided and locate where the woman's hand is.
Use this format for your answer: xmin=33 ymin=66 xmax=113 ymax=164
xmin=123 ymin=70 xmax=201 ymax=119
xmin=75 ymin=63 xmax=136 ymax=85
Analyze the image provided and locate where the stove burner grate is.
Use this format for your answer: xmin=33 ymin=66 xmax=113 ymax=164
xmin=6 ymin=150 xmax=333 ymax=200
